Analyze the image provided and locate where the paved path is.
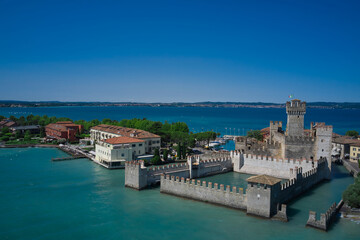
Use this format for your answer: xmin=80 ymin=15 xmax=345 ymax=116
xmin=343 ymin=159 xmax=359 ymax=177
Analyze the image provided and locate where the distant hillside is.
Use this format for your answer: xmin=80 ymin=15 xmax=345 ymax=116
xmin=0 ymin=100 xmax=359 ymax=109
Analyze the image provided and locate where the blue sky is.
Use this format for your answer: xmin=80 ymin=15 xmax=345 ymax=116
xmin=0 ymin=0 xmax=359 ymax=103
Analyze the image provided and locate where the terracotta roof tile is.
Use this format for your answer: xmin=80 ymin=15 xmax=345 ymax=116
xmin=91 ymin=124 xmax=160 ymax=139
xmin=247 ymin=175 xmax=282 ymax=186
xmin=104 ymin=136 xmax=145 ymax=145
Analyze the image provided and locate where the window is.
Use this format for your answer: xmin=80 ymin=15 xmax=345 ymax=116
xmin=322 ymin=149 xmax=324 ymax=152
xmin=132 ymin=144 xmax=136 ymax=147
xmin=121 ymin=153 xmax=124 ymax=157
xmin=321 ymin=139 xmax=324 ymax=142
xmin=353 ymin=148 xmax=357 ymax=151
xmin=139 ymin=144 xmax=143 ymax=147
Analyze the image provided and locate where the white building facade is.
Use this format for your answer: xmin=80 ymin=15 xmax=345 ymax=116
xmin=90 ymin=124 xmax=161 ymax=154
xmin=95 ymin=136 xmax=145 ymax=168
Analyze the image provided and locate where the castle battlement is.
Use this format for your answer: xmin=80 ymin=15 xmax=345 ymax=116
xmin=200 ymin=156 xmax=231 ymax=164
xmin=285 ymin=135 xmax=314 ymax=144
xmin=281 ymin=178 xmax=296 ymax=190
xmin=302 ymin=168 xmax=317 ymax=178
xmin=147 ymin=163 xmax=188 ymax=173
xmin=315 ymin=123 xmax=333 ymax=133
xmin=307 ymin=202 xmax=338 ymax=231
xmin=163 ymin=174 xmax=246 ymax=196
xmin=265 ymin=140 xmax=281 ymax=147
xmin=270 ymin=121 xmax=283 ymax=127
xmin=286 ymin=100 xmax=306 ymax=114
xmin=241 ymin=153 xmax=312 ymax=164
xmin=125 ymin=160 xmax=146 ymax=168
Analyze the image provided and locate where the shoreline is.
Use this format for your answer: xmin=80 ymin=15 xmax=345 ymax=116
xmin=0 ymin=144 xmax=59 ymax=148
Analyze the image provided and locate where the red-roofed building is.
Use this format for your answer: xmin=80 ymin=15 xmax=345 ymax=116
xmin=95 ymin=136 xmax=146 ymax=168
xmin=90 ymin=124 xmax=161 ymax=153
xmin=45 ymin=121 xmax=83 ymax=142
xmin=0 ymin=119 xmax=17 ymax=129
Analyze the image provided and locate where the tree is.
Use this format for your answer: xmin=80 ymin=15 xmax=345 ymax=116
xmin=346 ymin=130 xmax=359 ymax=138
xmin=181 ymin=145 xmax=187 ymax=159
xmin=343 ymin=177 xmax=360 ymax=208
xmin=247 ymin=130 xmax=263 ymax=141
xmin=163 ymin=149 xmax=169 ymax=162
xmin=0 ymin=136 xmax=9 ymax=142
xmin=15 ymin=130 xmax=23 ymax=139
xmin=176 ymin=144 xmax=182 ymax=159
xmin=0 ymin=115 xmax=5 ymax=121
xmin=24 ymin=130 xmax=32 ymax=141
xmin=151 ymin=148 xmax=162 ymax=165
xmin=1 ymin=126 xmax=10 ymax=134
xmin=40 ymin=127 xmax=46 ymax=138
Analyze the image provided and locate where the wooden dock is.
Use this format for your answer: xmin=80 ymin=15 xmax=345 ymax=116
xmin=52 ymin=156 xmax=84 ymax=161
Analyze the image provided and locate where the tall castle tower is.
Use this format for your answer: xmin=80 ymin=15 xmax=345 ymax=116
xmin=286 ymin=99 xmax=306 ymax=136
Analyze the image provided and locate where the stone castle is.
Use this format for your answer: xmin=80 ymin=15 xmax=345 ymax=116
xmin=235 ymin=99 xmax=333 ymax=179
xmin=124 ymin=99 xmax=334 ymax=226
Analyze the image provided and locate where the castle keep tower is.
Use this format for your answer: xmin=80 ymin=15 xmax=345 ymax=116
xmin=286 ymin=99 xmax=306 ymax=136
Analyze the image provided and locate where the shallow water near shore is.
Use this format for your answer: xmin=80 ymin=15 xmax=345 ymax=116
xmin=0 ymin=148 xmax=359 ymax=240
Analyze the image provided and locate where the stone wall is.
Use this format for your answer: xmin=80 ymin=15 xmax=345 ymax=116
xmin=125 ymin=155 xmax=233 ymax=190
xmin=125 ymin=161 xmax=189 ymax=189
xmin=160 ymin=175 xmax=247 ymax=210
xmin=284 ymin=136 xmax=315 ymax=160
xmin=188 ymin=155 xmax=233 ymax=179
xmin=231 ymin=151 xmax=316 ymax=179
xmin=246 ymin=181 xmax=279 ymax=218
xmin=279 ymin=158 xmax=328 ymax=203
xmin=146 ymin=163 xmax=189 ymax=185
xmin=124 ymin=161 xmax=148 ymax=190
xmin=306 ymin=201 xmax=342 ymax=231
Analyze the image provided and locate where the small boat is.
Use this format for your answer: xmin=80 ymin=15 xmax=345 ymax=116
xmin=209 ymin=141 xmax=221 ymax=147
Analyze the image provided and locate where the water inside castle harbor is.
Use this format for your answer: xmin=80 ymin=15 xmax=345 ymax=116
xmin=1 ymin=106 xmax=360 ymax=240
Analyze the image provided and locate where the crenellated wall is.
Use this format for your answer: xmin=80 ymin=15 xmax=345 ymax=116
xmin=146 ymin=163 xmax=189 ymax=185
xmin=124 ymin=161 xmax=148 ymax=190
xmin=231 ymin=151 xmax=316 ymax=179
xmin=125 ymin=155 xmax=233 ymax=190
xmin=187 ymin=155 xmax=233 ymax=178
xmin=160 ymin=174 xmax=247 ymax=210
xmin=279 ymin=158 xmax=328 ymax=203
xmin=306 ymin=201 xmax=342 ymax=231
xmin=159 ymin=155 xmax=328 ymax=219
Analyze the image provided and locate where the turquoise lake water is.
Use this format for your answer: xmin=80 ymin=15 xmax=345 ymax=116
xmin=1 ymin=106 xmax=360 ymax=135
xmin=0 ymin=106 xmax=359 ymax=239
xmin=0 ymin=148 xmax=359 ymax=240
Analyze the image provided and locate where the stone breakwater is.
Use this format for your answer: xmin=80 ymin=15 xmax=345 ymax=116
xmin=306 ymin=201 xmax=344 ymax=231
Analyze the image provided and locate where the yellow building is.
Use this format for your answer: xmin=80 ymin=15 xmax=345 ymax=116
xmin=350 ymin=142 xmax=360 ymax=163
